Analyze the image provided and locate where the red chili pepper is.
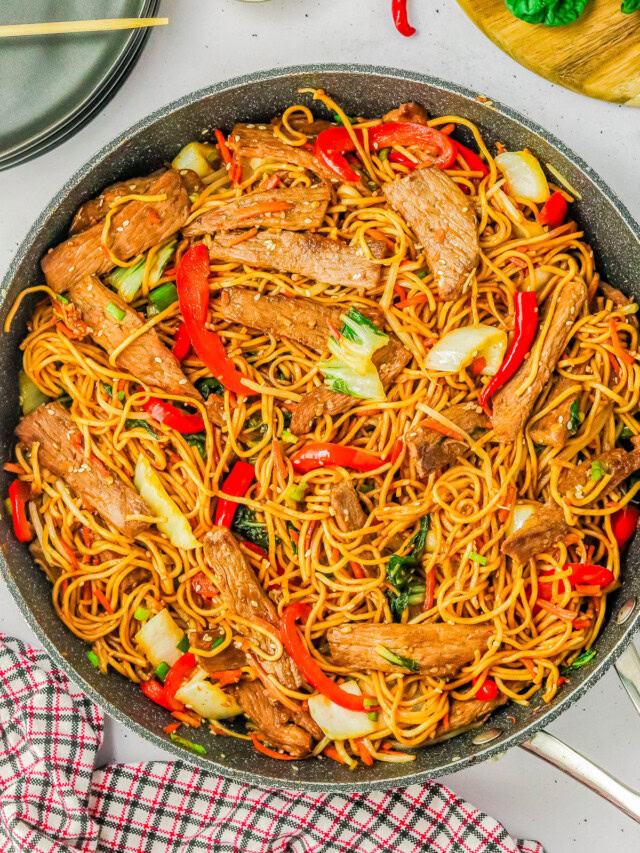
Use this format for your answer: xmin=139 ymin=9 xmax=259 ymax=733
xmin=480 ymin=291 xmax=538 ymax=409
xmin=388 ymin=151 xmax=418 ymax=170
xmin=473 ymin=676 xmax=498 ymax=701
xmin=539 ymin=191 xmax=568 ymax=229
xmin=564 ymin=564 xmax=614 ymax=588
xmin=176 ymin=245 xmax=253 ymax=395
xmin=9 ymin=480 xmax=32 ymax=542
xmin=143 ymin=398 xmax=205 ymax=434
xmin=172 ymin=322 xmax=191 ymax=361
xmin=610 ymin=505 xmax=639 ymax=548
xmin=290 ymin=442 xmax=384 ymax=474
xmin=392 ymin=0 xmax=416 ymax=36
xmin=453 ymin=140 xmax=489 ymax=176
xmin=281 ymin=603 xmax=377 ymax=711
xmin=141 ymin=678 xmax=177 ymax=711
xmin=314 ymin=122 xmax=456 ymax=183
xmin=214 ymin=461 xmax=255 ymax=528
xmin=163 ymin=652 xmax=196 ymax=710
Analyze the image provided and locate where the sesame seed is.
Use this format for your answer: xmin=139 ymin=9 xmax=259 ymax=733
xmin=178 ymin=378 xmax=188 ymax=385
xmin=154 ymin=357 xmax=162 ymax=363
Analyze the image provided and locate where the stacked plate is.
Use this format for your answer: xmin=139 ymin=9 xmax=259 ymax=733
xmin=0 ymin=0 xmax=160 ymax=170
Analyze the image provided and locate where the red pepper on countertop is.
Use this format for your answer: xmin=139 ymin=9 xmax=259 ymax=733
xmin=281 ymin=603 xmax=378 ymax=712
xmin=176 ymin=245 xmax=253 ymax=396
xmin=172 ymin=321 xmax=191 ymax=362
xmin=610 ymin=505 xmax=639 ymax=548
xmin=143 ymin=397 xmax=205 ymax=434
xmin=539 ymin=191 xmax=568 ymax=229
xmin=453 ymin=140 xmax=489 ymax=177
xmin=9 ymin=479 xmax=32 ymax=542
xmin=290 ymin=442 xmax=385 ymax=474
xmin=480 ymin=290 xmax=538 ymax=411
xmin=214 ymin=461 xmax=255 ymax=528
xmin=314 ymin=122 xmax=456 ymax=183
xmin=473 ymin=676 xmax=499 ymax=701
xmin=392 ymin=0 xmax=416 ymax=36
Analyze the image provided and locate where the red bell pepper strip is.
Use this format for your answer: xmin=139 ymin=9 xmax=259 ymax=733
xmin=290 ymin=442 xmax=384 ymax=474
xmin=243 ymin=540 xmax=285 ymax=576
xmin=9 ymin=480 xmax=32 ymax=542
xmin=473 ymin=676 xmax=498 ymax=701
xmin=314 ymin=122 xmax=456 ymax=184
xmin=163 ymin=652 xmax=196 ymax=710
xmin=176 ymin=245 xmax=253 ymax=396
xmin=281 ymin=603 xmax=377 ymax=711
xmin=610 ymin=505 xmax=639 ymax=548
xmin=480 ymin=291 xmax=538 ymax=410
xmin=539 ymin=191 xmax=568 ymax=229
xmin=392 ymin=0 xmax=416 ymax=36
xmin=453 ymin=140 xmax=489 ymax=176
xmin=214 ymin=461 xmax=255 ymax=528
xmin=564 ymin=564 xmax=614 ymax=588
xmin=172 ymin=322 xmax=191 ymax=362
xmin=143 ymin=398 xmax=205 ymax=434
xmin=388 ymin=151 xmax=418 ymax=170
xmin=141 ymin=678 xmax=179 ymax=711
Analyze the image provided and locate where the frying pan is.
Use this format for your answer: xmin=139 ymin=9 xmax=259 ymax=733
xmin=2 ymin=64 xmax=640 ymax=814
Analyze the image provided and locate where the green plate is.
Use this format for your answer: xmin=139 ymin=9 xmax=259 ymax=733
xmin=0 ymin=0 xmax=157 ymax=165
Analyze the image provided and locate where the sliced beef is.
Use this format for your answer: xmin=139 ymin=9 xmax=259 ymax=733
xmin=183 ymin=185 xmax=330 ymax=237
xmin=502 ymin=500 xmax=570 ymax=564
xmin=595 ymin=281 xmax=638 ymax=328
xmin=492 ymin=280 xmax=587 ymax=443
xmin=406 ymin=403 xmax=488 ymax=478
xmin=285 ymin=116 xmax=334 ymax=141
xmin=434 ymin=695 xmax=508 ymax=738
xmin=68 ymin=276 xmax=223 ymax=427
xmin=290 ymin=338 xmax=411 ymax=434
xmin=41 ymin=170 xmax=191 ymax=293
xmin=329 ymin=481 xmax=377 ymax=578
xmin=229 ymin=123 xmax=335 ymax=181
xmin=382 ymin=102 xmax=429 ymax=124
xmin=383 ymin=168 xmax=479 ymax=301
xmin=203 ymin=527 xmax=302 ymax=690
xmin=529 ymin=375 xmax=580 ymax=449
xmin=327 ymin=623 xmax=492 ymax=677
xmin=208 ymin=230 xmax=381 ymax=290
xmin=232 ymin=680 xmax=312 ymax=758
xmin=188 ymin=630 xmax=247 ymax=673
xmin=558 ymin=436 xmax=640 ymax=497
xmin=16 ymin=402 xmax=150 ymax=537
xmin=69 ymin=171 xmax=162 ymax=234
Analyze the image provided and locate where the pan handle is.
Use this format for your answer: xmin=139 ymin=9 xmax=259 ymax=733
xmin=521 ymin=730 xmax=640 ymax=824
xmin=615 ymin=643 xmax=640 ymax=717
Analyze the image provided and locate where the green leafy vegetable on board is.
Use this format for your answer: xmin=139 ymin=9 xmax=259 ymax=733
xmin=505 ymin=0 xmax=591 ymax=26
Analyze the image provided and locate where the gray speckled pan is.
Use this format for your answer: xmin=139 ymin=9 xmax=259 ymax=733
xmin=2 ymin=65 xmax=640 ymax=801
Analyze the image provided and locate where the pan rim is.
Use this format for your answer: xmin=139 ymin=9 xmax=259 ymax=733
xmin=1 ymin=62 xmax=639 ymax=792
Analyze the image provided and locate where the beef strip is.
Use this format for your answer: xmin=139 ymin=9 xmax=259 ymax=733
xmin=290 ymin=338 xmax=411 ymax=434
xmin=329 ymin=481 xmax=377 ymax=579
xmin=16 ymin=402 xmax=150 ymax=537
xmin=594 ymin=281 xmax=638 ymax=328
xmin=383 ymin=168 xmax=479 ymax=301
xmin=382 ymin=102 xmax=429 ymax=124
xmin=203 ymin=527 xmax=302 ymax=689
xmin=529 ymin=375 xmax=580 ymax=449
xmin=188 ymin=630 xmax=247 ymax=673
xmin=406 ymin=403 xmax=488 ymax=478
xmin=68 ymin=276 xmax=223 ymax=427
xmin=232 ymin=680 xmax=312 ymax=758
xmin=228 ymin=123 xmax=336 ymax=182
xmin=41 ymin=170 xmax=191 ymax=293
xmin=502 ymin=500 xmax=570 ymax=564
xmin=69 ymin=171 xmax=163 ymax=234
xmin=183 ymin=185 xmax=330 ymax=236
xmin=558 ymin=436 xmax=640 ymax=497
xmin=327 ymin=623 xmax=492 ymax=677
xmin=492 ymin=280 xmax=587 ymax=443
xmin=208 ymin=230 xmax=381 ymax=290
xmin=434 ymin=695 xmax=508 ymax=739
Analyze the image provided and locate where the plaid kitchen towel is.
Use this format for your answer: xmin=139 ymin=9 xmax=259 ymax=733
xmin=0 ymin=635 xmax=543 ymax=853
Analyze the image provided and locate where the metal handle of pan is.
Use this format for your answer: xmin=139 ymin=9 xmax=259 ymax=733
xmin=520 ymin=642 xmax=640 ymax=824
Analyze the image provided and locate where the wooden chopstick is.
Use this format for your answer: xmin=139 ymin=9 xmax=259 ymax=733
xmin=0 ymin=17 xmax=168 ymax=38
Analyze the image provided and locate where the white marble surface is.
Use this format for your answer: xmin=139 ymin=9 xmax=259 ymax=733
xmin=1 ymin=0 xmax=640 ymax=849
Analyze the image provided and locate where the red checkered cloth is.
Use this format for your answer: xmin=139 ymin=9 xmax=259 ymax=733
xmin=0 ymin=636 xmax=543 ymax=853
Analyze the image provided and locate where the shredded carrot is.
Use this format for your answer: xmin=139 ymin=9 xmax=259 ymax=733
xmin=424 ymin=569 xmax=435 ymax=611
xmin=350 ymin=561 xmax=364 ymax=579
xmin=82 ymin=581 xmax=92 ymax=602
xmin=3 ymin=463 xmax=24 ymax=474
xmin=422 ymin=417 xmax=462 ymax=440
xmin=575 ymin=584 xmax=601 ymax=596
xmin=264 ymin=174 xmax=281 ymax=190
xmin=609 ymin=317 xmax=635 ymax=366
xmin=82 ymin=525 xmax=92 ymax=548
xmin=367 ymin=227 xmax=396 ymax=249
xmin=56 ymin=321 xmax=84 ymax=339
xmin=323 ymin=745 xmax=348 ymax=764
xmin=94 ymin=586 xmax=114 ymax=614
xmin=355 ymin=739 xmax=374 ymax=766
xmin=440 ymin=123 xmax=455 ymax=135
xmin=226 ymin=227 xmax=258 ymax=247
xmin=163 ymin=722 xmax=182 ymax=734
xmin=498 ymin=487 xmax=516 ymax=522
xmin=271 ymin=439 xmax=287 ymax=483
xmin=72 ymin=432 xmax=84 ymax=452
xmin=557 ymin=676 xmax=566 ymax=686
xmin=536 ymin=599 xmax=576 ymax=621
xmin=606 ymin=348 xmax=622 ymax=379
xmin=60 ymin=540 xmax=79 ymax=569
xmin=523 ymin=658 xmax=537 ymax=677
xmin=472 ymin=356 xmax=487 ymax=375
xmin=235 ymin=201 xmax=294 ymax=221
xmin=572 ymin=618 xmax=591 ymax=630
xmin=252 ymin=733 xmax=298 ymax=760
xmin=90 ymin=454 xmax=110 ymax=479
xmin=395 ymin=294 xmax=430 ymax=309
xmin=171 ymin=710 xmax=202 ymax=727
xmin=442 ymin=712 xmax=450 ymax=732
xmin=210 ymin=669 xmax=243 ymax=688
xmin=215 ymin=129 xmax=231 ymax=164
xmin=327 ymin=319 xmax=341 ymax=341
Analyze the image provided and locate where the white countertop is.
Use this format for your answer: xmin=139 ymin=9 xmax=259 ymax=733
xmin=1 ymin=1 xmax=639 ymax=849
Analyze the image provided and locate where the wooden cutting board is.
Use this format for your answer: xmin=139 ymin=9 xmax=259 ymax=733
xmin=456 ymin=0 xmax=640 ymax=105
